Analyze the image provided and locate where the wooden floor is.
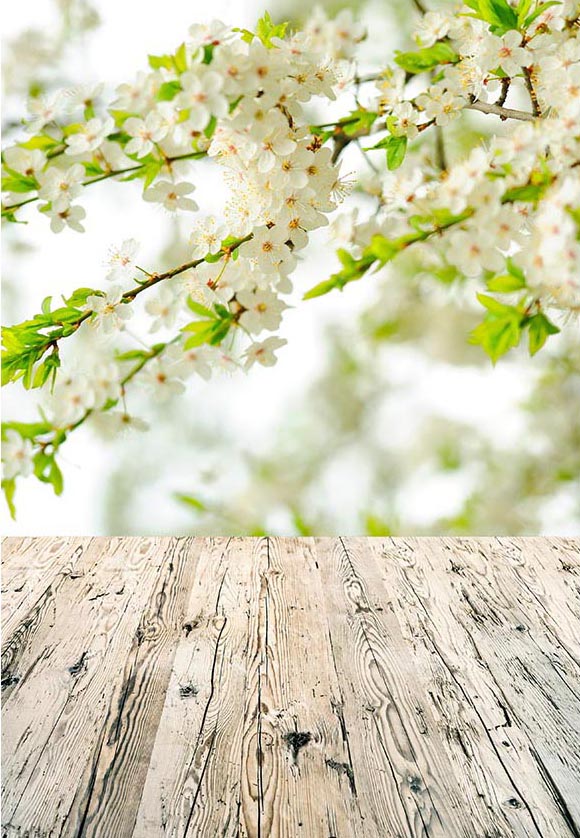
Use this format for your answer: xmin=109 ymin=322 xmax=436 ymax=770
xmin=2 ymin=538 xmax=580 ymax=838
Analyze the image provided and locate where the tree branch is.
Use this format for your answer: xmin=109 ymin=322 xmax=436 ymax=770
xmin=466 ymin=100 xmax=537 ymax=122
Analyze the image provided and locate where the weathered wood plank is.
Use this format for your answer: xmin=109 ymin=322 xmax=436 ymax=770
xmin=429 ymin=538 xmax=580 ymax=831
xmin=317 ymin=536 xmax=514 ymax=838
xmin=250 ymin=537 xmax=366 ymax=838
xmin=1 ymin=537 xmax=171 ymax=836
xmin=1 ymin=536 xmax=88 ymax=639
xmin=132 ymin=537 xmax=251 ymax=837
xmin=65 ymin=537 xmax=201 ymax=838
xmin=371 ymin=537 xmax=580 ymax=837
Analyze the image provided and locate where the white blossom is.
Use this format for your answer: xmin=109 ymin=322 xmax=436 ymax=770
xmin=65 ymin=117 xmax=113 ymax=156
xmin=237 ymin=289 xmax=287 ymax=334
xmin=106 ymin=239 xmax=140 ymax=282
xmin=2 ymin=431 xmax=34 ymax=480
xmin=37 ymin=163 xmax=85 ymax=211
xmin=143 ymin=180 xmax=198 ymax=212
xmin=244 ymin=336 xmax=287 ymax=368
xmin=87 ymin=286 xmax=133 ymax=333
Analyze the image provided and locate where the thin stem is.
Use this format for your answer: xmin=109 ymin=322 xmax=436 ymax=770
xmin=121 ymin=234 xmax=251 ymax=302
xmin=2 ymin=150 xmax=207 ymax=215
xmin=434 ymin=125 xmax=447 ymax=171
xmin=65 ymin=340 xmax=170 ymax=435
xmin=523 ymin=67 xmax=542 ymax=117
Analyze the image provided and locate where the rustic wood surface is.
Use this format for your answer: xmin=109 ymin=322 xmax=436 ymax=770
xmin=2 ymin=537 xmax=580 ymax=838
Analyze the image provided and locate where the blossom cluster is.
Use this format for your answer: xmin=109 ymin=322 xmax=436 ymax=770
xmin=321 ymin=0 xmax=580 ymax=352
xmin=1 ymin=11 xmax=352 ymax=497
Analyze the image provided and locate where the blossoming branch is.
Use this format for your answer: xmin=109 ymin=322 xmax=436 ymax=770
xmin=2 ymin=1 xmax=580 ymax=512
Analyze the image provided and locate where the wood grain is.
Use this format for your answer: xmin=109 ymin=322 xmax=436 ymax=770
xmin=2 ymin=537 xmax=580 ymax=838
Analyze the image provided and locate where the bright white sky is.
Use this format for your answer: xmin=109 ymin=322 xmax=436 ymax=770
xmin=4 ymin=0 xmax=569 ymax=535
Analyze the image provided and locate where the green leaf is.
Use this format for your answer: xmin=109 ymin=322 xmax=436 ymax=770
xmin=506 ymin=258 xmax=526 ymax=284
xmin=186 ymin=298 xmax=217 ymax=319
xmin=342 ymin=109 xmax=378 ymax=137
xmin=386 ymin=135 xmax=408 ymax=170
xmin=303 ymin=278 xmax=343 ymax=300
xmin=476 ymin=293 xmax=516 ymax=315
xmin=2 ymin=478 xmax=16 ymax=519
xmin=173 ymin=42 xmax=188 ymax=73
xmin=470 ymin=295 xmax=525 ymax=362
xmin=1 ymin=421 xmax=51 ymax=440
xmin=465 ymin=0 xmax=519 ymax=30
xmin=486 ymin=273 xmax=526 ymax=292
xmin=182 ymin=316 xmax=230 ymax=348
xmin=255 ymin=11 xmax=288 ymax=47
xmin=369 ymin=234 xmax=401 ymax=263
xmin=19 ymin=135 xmax=61 ymax=152
xmin=139 ymin=158 xmax=163 ymax=189
xmin=1 ymin=171 xmax=39 ymax=193
xmin=63 ymin=287 xmax=96 ymax=308
xmin=174 ymin=492 xmax=206 ymax=511
xmin=148 ymin=53 xmax=174 ymax=71
xmin=116 ymin=349 xmax=149 ymax=361
xmin=517 ymin=0 xmax=534 ymax=24
xmin=395 ymin=42 xmax=459 ymax=74
xmin=502 ymin=183 xmax=547 ymax=203
xmin=49 ymin=459 xmax=64 ymax=495
xmin=83 ymin=161 xmax=105 ymax=177
xmin=213 ymin=303 xmax=231 ymax=319
xmin=156 ymin=81 xmax=182 ymax=102
xmin=527 ymin=312 xmax=560 ymax=355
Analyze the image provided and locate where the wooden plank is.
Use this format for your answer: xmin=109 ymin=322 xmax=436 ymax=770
xmin=371 ymin=537 xmax=580 ymax=837
xmin=1 ymin=536 xmax=88 ymax=639
xmin=492 ymin=537 xmax=580 ymax=668
xmin=1 ymin=538 xmax=105 ymax=703
xmin=428 ymin=537 xmax=580 ymax=831
xmin=248 ymin=537 xmax=366 ymax=837
xmin=133 ymin=537 xmax=249 ymax=836
xmin=62 ymin=537 xmax=201 ymax=837
xmin=1 ymin=537 xmax=172 ymax=836
xmin=314 ymin=537 xmax=474 ymax=837
xmin=237 ymin=537 xmax=285 ymax=837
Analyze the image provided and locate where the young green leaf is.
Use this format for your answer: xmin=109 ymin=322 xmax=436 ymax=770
xmin=486 ymin=273 xmax=526 ymax=292
xmin=386 ymin=135 xmax=408 ymax=170
xmin=2 ymin=478 xmax=16 ymax=519
xmin=186 ymin=298 xmax=217 ymax=319
xmin=470 ymin=294 xmax=525 ymax=362
xmin=255 ymin=11 xmax=288 ymax=47
xmin=527 ymin=312 xmax=560 ymax=355
xmin=394 ymin=42 xmax=459 ymax=74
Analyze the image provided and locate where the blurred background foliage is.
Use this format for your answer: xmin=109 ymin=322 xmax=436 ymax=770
xmin=3 ymin=0 xmax=579 ymax=534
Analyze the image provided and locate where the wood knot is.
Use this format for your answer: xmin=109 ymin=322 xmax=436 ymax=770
xmin=178 ymin=683 xmax=199 ymax=699
xmin=68 ymin=651 xmax=88 ymax=676
xmin=283 ymin=730 xmax=312 ymax=762
xmin=408 ymin=775 xmax=422 ymax=793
